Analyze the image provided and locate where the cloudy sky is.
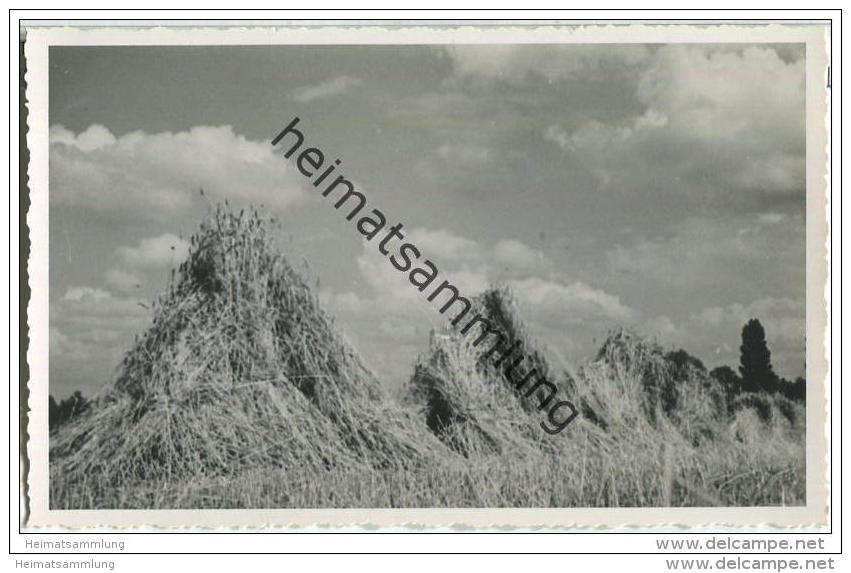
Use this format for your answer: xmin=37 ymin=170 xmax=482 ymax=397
xmin=48 ymin=43 xmax=806 ymax=398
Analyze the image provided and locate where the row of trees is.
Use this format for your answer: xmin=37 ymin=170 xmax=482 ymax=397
xmin=48 ymin=319 xmax=803 ymax=431
xmin=48 ymin=391 xmax=89 ymax=431
xmin=652 ymin=318 xmax=805 ymax=427
xmin=710 ymin=318 xmax=805 ymax=403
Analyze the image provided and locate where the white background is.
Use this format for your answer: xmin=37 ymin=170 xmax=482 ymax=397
xmin=6 ymin=7 xmax=844 ymax=569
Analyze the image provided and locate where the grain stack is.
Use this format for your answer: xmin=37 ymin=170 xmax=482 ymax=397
xmin=50 ymin=205 xmax=443 ymax=506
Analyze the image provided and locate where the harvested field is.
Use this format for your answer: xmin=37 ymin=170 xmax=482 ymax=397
xmin=50 ymin=205 xmax=805 ymax=509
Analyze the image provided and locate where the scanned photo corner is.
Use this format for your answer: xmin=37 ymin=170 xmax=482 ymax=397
xmin=20 ymin=21 xmax=831 ymax=530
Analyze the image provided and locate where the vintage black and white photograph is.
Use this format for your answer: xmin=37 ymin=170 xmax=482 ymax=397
xmin=23 ymin=23 xmax=829 ymax=527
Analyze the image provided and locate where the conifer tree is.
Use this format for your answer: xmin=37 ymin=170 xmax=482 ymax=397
xmin=739 ymin=319 xmax=777 ymax=393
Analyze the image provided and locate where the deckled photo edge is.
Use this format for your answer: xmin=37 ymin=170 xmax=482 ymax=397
xmin=21 ymin=22 xmax=832 ymax=529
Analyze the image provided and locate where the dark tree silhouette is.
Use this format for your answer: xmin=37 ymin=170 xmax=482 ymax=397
xmin=779 ymin=376 xmax=806 ymax=402
xmin=48 ymin=395 xmax=58 ymax=428
xmin=739 ymin=319 xmax=777 ymax=394
xmin=49 ymin=391 xmax=89 ymax=431
xmin=790 ymin=376 xmax=806 ymax=401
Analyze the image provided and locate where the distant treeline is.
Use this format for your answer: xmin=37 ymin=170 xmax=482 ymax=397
xmin=49 ymin=318 xmax=804 ymax=432
xmin=49 ymin=391 xmax=90 ymax=431
xmin=661 ymin=317 xmax=805 ymax=424
xmin=709 ymin=318 xmax=805 ymax=405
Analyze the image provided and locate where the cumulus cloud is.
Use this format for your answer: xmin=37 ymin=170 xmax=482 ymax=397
xmin=51 ymin=285 xmax=152 ymax=395
xmin=54 ymin=286 xmax=149 ymax=329
xmin=493 ymin=239 xmax=544 ymax=271
xmin=344 ymin=227 xmax=630 ymax=347
xmin=406 ymin=227 xmax=482 ymax=262
xmin=353 ymin=238 xmax=488 ymax=314
xmin=642 ymin=314 xmax=688 ymax=342
xmin=50 ymin=124 xmax=116 ymax=152
xmin=504 ymin=275 xmax=637 ymax=363
xmin=356 ymin=244 xmax=425 ymax=305
xmin=61 ymin=286 xmax=111 ymax=302
xmin=511 ymin=276 xmax=634 ymax=322
xmin=544 ymin=45 xmax=805 ymax=201
xmin=116 ymin=233 xmax=190 ymax=268
xmin=104 ymin=268 xmax=143 ymax=293
xmin=48 ymin=44 xmax=809 ymax=396
xmin=638 ymin=45 xmax=804 ymax=150
xmin=292 ymin=75 xmax=362 ymax=103
xmin=50 ymin=124 xmax=308 ymax=218
xmin=100 ymin=234 xmax=190 ymax=296
xmin=351 ymin=228 xmax=550 ymax=311
xmin=531 ymin=212 xmax=801 ymax=377
xmin=318 ymin=224 xmax=637 ymax=386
